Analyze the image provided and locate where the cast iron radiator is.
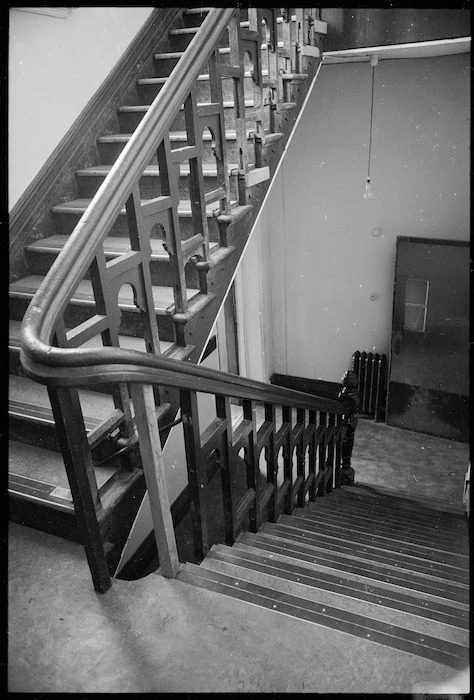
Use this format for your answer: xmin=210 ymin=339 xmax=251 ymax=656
xmin=351 ymin=351 xmax=387 ymax=422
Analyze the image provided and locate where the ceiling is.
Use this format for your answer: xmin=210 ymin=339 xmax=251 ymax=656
xmin=322 ymin=37 xmax=471 ymax=63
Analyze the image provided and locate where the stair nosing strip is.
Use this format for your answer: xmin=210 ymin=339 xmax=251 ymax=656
xmin=207 ymin=547 xmax=469 ymax=630
xmin=179 ymin=565 xmax=469 ymax=670
xmin=240 ymin=533 xmax=469 ymax=605
xmin=294 ymin=507 xmax=468 ymax=550
xmin=264 ymin=523 xmax=470 ymax=585
xmin=280 ymin=513 xmax=470 ymax=565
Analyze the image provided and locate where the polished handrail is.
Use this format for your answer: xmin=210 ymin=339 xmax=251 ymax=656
xmin=20 ymin=7 xmax=343 ymax=416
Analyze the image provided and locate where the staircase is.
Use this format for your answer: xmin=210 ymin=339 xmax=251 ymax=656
xmin=178 ymin=484 xmax=469 ymax=671
xmin=9 ymin=8 xmax=327 ymax=587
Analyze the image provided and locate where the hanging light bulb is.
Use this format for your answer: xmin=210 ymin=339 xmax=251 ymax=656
xmin=364 ymin=55 xmax=378 ymax=200
xmin=364 ymin=178 xmax=373 ymax=200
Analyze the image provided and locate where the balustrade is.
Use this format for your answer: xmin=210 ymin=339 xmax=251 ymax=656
xmin=19 ymin=7 xmax=330 ymax=593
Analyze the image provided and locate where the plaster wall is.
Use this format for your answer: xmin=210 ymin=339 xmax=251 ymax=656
xmin=8 ymin=7 xmax=154 ymax=209
xmin=266 ymin=53 xmax=470 ymax=383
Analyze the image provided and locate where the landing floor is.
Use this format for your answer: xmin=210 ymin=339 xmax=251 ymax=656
xmin=8 ymin=420 xmax=470 ymax=693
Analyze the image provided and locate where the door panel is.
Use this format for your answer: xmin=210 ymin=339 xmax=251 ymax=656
xmin=387 ymin=237 xmax=469 ymax=441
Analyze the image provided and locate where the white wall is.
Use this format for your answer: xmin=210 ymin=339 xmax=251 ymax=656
xmin=262 ymin=53 xmax=470 ymax=383
xmin=9 ymin=6 xmax=154 ymax=209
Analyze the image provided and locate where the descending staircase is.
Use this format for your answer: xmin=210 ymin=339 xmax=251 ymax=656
xmin=9 ymin=7 xmax=327 ymax=585
xmin=178 ymin=484 xmax=469 ymax=671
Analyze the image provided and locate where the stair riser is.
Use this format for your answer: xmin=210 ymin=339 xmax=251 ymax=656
xmin=76 ymin=171 xmax=234 ymax=201
xmin=9 ymin=296 xmax=177 ymax=342
xmin=25 ymin=249 xmax=202 ymax=289
xmin=98 ymin=136 xmax=253 ymax=166
xmin=51 ymin=209 xmax=221 ymax=240
xmin=181 ymin=10 xmax=213 ymax=28
xmin=9 ymin=414 xmax=61 ymax=452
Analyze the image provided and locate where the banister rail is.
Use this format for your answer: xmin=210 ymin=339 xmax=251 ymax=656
xmin=16 ymin=7 xmax=333 ymax=594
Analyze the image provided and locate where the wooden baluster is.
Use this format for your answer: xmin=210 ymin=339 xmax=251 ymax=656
xmin=317 ymin=410 xmax=327 ymax=497
xmin=294 ymin=9 xmax=304 ymax=74
xmin=243 ymin=398 xmax=259 ymax=532
xmin=130 ymin=384 xmax=180 ymax=577
xmin=258 ymin=9 xmax=279 ymax=133
xmin=326 ymin=412 xmax=336 ymax=493
xmin=228 ymin=11 xmax=250 ymax=205
xmin=47 ymin=363 xmax=110 ymax=592
xmin=207 ymin=48 xmax=232 ymax=216
xmin=183 ymin=86 xmax=211 ymax=270
xmin=339 ymin=370 xmax=359 ymax=486
xmin=308 ymin=408 xmax=318 ymax=501
xmin=156 ymin=135 xmax=188 ymax=322
xmin=126 ymin=186 xmax=162 ymax=356
xmin=246 ymin=8 xmax=265 ymax=168
xmin=88 ymin=250 xmax=137 ymax=463
xmin=278 ymin=9 xmax=293 ymax=83
xmin=264 ymin=402 xmax=278 ymax=522
xmin=215 ymin=394 xmax=235 ymax=544
xmin=282 ymin=404 xmax=293 ymax=513
xmin=296 ymin=407 xmax=306 ymax=509
xmin=180 ymin=388 xmax=210 ymax=558
xmin=334 ymin=412 xmax=343 ymax=489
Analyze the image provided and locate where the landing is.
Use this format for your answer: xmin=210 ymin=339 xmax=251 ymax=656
xmin=7 ymin=520 xmax=466 ymax=694
xmin=8 ymin=420 xmax=469 ymax=692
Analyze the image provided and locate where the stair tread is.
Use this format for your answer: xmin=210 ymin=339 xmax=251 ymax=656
xmin=98 ymin=128 xmax=254 ymax=143
xmin=50 ymin=198 xmax=235 ymax=218
xmin=26 ymin=234 xmax=219 ymax=261
xmin=280 ymin=512 xmax=469 ymax=565
xmin=202 ymin=547 xmax=469 ymax=643
xmin=179 ymin=562 xmax=469 ymax=671
xmin=10 ymin=274 xmax=201 ymax=314
xmin=284 ymin=506 xmax=468 ymax=553
xmin=8 ymin=317 xmax=175 ymax=353
xmin=237 ymin=532 xmax=469 ymax=605
xmin=9 ymin=374 xmax=116 ymax=421
xmin=75 ymin=163 xmax=240 ymax=177
xmin=118 ymin=100 xmax=254 ymax=112
xmin=137 ymin=69 xmax=268 ymax=85
xmin=262 ymin=522 xmax=469 ymax=585
xmin=293 ymin=506 xmax=469 ymax=551
xmin=327 ymin=485 xmax=467 ymax=520
xmin=9 ymin=439 xmax=117 ymax=496
xmin=211 ymin=543 xmax=469 ymax=629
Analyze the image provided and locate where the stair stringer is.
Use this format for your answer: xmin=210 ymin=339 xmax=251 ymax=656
xmin=116 ymin=60 xmax=325 ymax=577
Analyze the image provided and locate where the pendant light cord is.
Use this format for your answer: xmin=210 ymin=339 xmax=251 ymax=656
xmin=367 ymin=63 xmax=375 ymax=180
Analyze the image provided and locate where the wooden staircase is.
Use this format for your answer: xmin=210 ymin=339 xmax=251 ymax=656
xmin=178 ymin=484 xmax=469 ymax=671
xmin=9 ymin=8 xmax=326 ymax=583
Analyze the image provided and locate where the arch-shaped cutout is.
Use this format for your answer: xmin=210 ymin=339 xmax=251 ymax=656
xmin=203 ymin=126 xmax=220 ymax=162
xmin=237 ymin=446 xmax=247 ymax=464
xmin=118 ymin=282 xmax=139 ymax=309
xmin=150 ymin=222 xmax=166 ymax=240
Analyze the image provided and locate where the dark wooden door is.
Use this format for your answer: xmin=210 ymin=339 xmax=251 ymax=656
xmin=387 ymin=237 xmax=469 ymax=442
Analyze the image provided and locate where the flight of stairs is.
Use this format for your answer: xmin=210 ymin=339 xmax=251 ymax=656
xmin=178 ymin=485 xmax=469 ymax=671
xmin=9 ymin=8 xmax=319 ymax=567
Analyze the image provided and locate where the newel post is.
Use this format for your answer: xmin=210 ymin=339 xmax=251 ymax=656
xmin=337 ymin=371 xmax=359 ymax=487
xmin=130 ymin=384 xmax=180 ymax=577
